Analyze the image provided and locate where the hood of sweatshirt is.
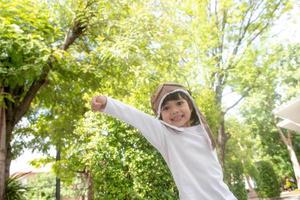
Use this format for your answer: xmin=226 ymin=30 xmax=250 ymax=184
xmin=151 ymin=83 xmax=216 ymax=149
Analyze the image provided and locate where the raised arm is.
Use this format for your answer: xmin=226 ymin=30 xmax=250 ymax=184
xmin=91 ymin=96 xmax=166 ymax=152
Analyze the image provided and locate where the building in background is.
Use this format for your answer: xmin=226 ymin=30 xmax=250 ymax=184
xmin=273 ymin=95 xmax=300 ymax=133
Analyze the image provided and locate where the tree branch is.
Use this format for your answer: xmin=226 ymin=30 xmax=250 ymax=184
xmin=273 ymin=116 xmax=291 ymax=145
xmin=14 ymin=62 xmax=52 ymax=123
xmin=231 ymin=3 xmax=255 ymax=57
xmin=276 ymin=125 xmax=288 ymax=145
xmin=287 ymin=130 xmax=293 ymax=146
xmin=219 ymin=9 xmax=227 ymax=64
xmin=62 ymin=20 xmax=87 ymax=50
xmin=224 ymin=87 xmax=252 ymax=114
xmin=226 ymin=1 xmax=269 ymax=70
xmin=13 ymin=10 xmax=90 ymax=124
xmin=227 ymin=2 xmax=281 ymax=70
xmin=214 ymin=0 xmax=219 ymax=28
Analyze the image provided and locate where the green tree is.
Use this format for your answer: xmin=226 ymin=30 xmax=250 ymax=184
xmin=240 ymin=44 xmax=300 ymax=190
xmin=224 ymin=118 xmax=258 ymax=199
xmin=0 ymin=0 xmax=100 ymax=197
xmin=274 ymin=44 xmax=300 ymax=188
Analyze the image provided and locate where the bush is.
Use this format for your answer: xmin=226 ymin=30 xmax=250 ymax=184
xmin=254 ymin=161 xmax=281 ymax=198
xmin=5 ymin=173 xmax=30 ymax=200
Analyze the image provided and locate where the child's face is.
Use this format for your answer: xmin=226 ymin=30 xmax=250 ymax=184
xmin=160 ymin=97 xmax=192 ymax=127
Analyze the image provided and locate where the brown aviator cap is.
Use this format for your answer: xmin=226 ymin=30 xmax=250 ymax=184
xmin=151 ymin=83 xmax=187 ymax=116
xmin=151 ymin=83 xmax=216 ymax=149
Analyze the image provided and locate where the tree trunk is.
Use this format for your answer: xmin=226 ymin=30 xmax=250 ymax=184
xmin=246 ymin=175 xmax=254 ymax=190
xmin=0 ymin=105 xmax=6 ymax=199
xmin=286 ymin=138 xmax=300 ymax=189
xmin=277 ymin=127 xmax=300 ymax=189
xmin=56 ymin=149 xmax=61 ymax=200
xmin=287 ymin=144 xmax=300 ymax=189
xmin=87 ymin=171 xmax=94 ymax=200
xmin=246 ymin=175 xmax=258 ymax=199
xmin=217 ymin=112 xmax=230 ymax=167
xmin=1 ymin=109 xmax=16 ymax=199
xmin=5 ymin=122 xmax=13 ymax=182
xmin=214 ymin=75 xmax=229 ymax=168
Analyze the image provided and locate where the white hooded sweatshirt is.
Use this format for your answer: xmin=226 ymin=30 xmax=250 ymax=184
xmin=102 ymin=90 xmax=237 ymax=200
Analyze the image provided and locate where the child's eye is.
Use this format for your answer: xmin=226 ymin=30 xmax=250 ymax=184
xmin=162 ymin=106 xmax=169 ymax=111
xmin=176 ymin=101 xmax=184 ymax=106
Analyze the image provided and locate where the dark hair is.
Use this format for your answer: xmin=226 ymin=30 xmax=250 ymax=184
xmin=160 ymin=92 xmax=200 ymax=126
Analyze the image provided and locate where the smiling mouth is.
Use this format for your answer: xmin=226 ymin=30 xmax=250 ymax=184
xmin=171 ymin=115 xmax=184 ymax=122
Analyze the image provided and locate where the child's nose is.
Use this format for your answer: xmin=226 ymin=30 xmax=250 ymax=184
xmin=171 ymin=107 xmax=179 ymax=115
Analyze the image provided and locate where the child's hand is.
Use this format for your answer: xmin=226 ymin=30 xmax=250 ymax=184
xmin=91 ymin=96 xmax=107 ymax=112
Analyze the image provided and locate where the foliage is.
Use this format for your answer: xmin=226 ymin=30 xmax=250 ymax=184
xmin=26 ymin=172 xmax=80 ymax=200
xmin=62 ymin=110 xmax=178 ymax=199
xmin=223 ymin=118 xmax=256 ymax=200
xmin=5 ymin=173 xmax=29 ymax=200
xmin=193 ymin=87 xmax=221 ymax=135
xmin=26 ymin=173 xmax=55 ymax=200
xmin=240 ymin=44 xmax=300 ymax=179
xmin=224 ymin=160 xmax=247 ymax=200
xmin=253 ymin=161 xmax=281 ymax=198
xmin=0 ymin=0 xmax=59 ymax=92
xmin=276 ymin=44 xmax=300 ymax=101
xmin=241 ymin=93 xmax=292 ymax=178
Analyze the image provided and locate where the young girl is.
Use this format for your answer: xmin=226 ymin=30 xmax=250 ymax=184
xmin=91 ymin=83 xmax=237 ymax=200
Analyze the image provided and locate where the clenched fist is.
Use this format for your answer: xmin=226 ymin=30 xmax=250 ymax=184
xmin=91 ymin=96 xmax=107 ymax=112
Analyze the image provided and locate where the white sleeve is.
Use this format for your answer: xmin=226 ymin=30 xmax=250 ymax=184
xmin=102 ymin=97 xmax=166 ymax=152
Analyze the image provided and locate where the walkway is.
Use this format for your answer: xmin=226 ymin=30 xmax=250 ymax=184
xmin=248 ymin=190 xmax=300 ymax=200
